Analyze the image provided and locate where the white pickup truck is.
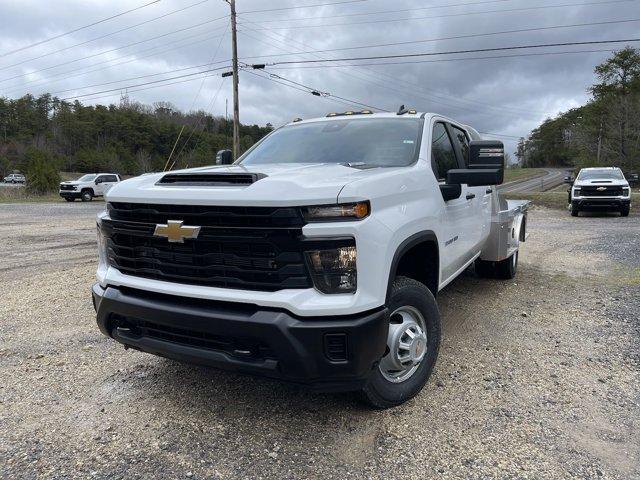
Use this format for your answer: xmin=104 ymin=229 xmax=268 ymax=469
xmin=568 ymin=167 xmax=631 ymax=216
xmin=92 ymin=111 xmax=528 ymax=407
xmin=59 ymin=173 xmax=121 ymax=202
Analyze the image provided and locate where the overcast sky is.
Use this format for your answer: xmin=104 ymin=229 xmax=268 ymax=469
xmin=1 ymin=0 xmax=639 ymax=156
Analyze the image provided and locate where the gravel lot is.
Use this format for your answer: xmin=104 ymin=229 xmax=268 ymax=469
xmin=1 ymin=202 xmax=639 ymax=479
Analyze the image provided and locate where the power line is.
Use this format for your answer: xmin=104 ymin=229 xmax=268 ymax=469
xmin=47 ymin=59 xmax=229 ymax=96
xmin=242 ymin=0 xmax=639 ymax=30
xmin=237 ymin=18 xmax=640 ymax=60
xmin=241 ymin=0 xmax=516 ymax=23
xmin=0 ymin=17 xmax=229 ymax=83
xmin=480 ymin=131 xmax=522 ymax=139
xmin=0 ymin=0 xmax=213 ymax=71
xmin=3 ymin=30 xmax=220 ymax=95
xmin=61 ymin=74 xmax=213 ymax=104
xmin=237 ymin=17 xmax=543 ymax=118
xmin=58 ymin=65 xmax=231 ymax=101
xmin=252 ymin=38 xmax=640 ymax=67
xmin=0 ymin=0 xmax=162 ymax=58
xmin=269 ymin=47 xmax=620 ymax=69
xmin=239 ymin=0 xmax=370 ymax=14
xmin=245 ymin=69 xmax=384 ymax=111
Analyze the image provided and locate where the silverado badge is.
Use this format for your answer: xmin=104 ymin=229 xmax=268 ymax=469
xmin=154 ymin=220 xmax=201 ymax=243
xmin=597 ymin=187 xmax=607 ymax=191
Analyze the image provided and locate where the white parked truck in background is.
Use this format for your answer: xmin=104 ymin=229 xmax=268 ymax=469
xmin=568 ymin=167 xmax=631 ymax=217
xmin=93 ymin=111 xmax=529 ymax=407
xmin=59 ymin=173 xmax=121 ymax=202
xmin=3 ymin=173 xmax=26 ymax=184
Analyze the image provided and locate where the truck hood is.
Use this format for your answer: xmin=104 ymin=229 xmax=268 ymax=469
xmin=105 ymin=163 xmax=389 ymax=206
xmin=574 ymin=179 xmax=629 ymax=187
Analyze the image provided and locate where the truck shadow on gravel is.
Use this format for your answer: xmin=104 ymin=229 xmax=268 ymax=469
xmin=109 ymin=268 xmax=503 ymax=415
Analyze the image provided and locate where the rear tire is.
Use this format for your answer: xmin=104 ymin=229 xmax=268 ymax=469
xmin=474 ymin=258 xmax=495 ymax=278
xmin=495 ymin=251 xmax=518 ymax=280
xmin=361 ymin=276 xmax=441 ymax=409
xmin=81 ymin=190 xmax=93 ymax=202
xmin=621 ymin=206 xmax=630 ymax=217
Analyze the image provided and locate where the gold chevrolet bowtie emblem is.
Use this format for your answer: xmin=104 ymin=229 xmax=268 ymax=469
xmin=154 ymin=220 xmax=201 ymax=243
xmin=597 ymin=187 xmax=607 ymax=191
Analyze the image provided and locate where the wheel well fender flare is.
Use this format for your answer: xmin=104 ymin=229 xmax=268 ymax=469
xmin=386 ymin=231 xmax=439 ymax=302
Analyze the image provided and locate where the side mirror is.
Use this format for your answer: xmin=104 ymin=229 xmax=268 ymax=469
xmin=95 ymin=179 xmax=102 ymax=184
xmin=563 ymin=175 xmax=573 ymax=185
xmin=216 ymin=149 xmax=233 ymax=165
xmin=447 ymin=169 xmax=503 ymax=187
xmin=446 ymin=140 xmax=505 ymax=186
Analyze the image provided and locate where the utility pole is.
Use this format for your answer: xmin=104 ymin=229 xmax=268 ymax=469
xmin=227 ymin=0 xmax=240 ymax=160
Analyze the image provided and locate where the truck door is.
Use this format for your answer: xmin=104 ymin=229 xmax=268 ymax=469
xmin=431 ymin=122 xmax=476 ymax=281
xmin=97 ymin=175 xmax=118 ymax=195
xmin=450 ymin=125 xmax=491 ymax=254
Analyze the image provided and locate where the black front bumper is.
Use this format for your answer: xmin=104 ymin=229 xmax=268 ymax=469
xmin=92 ymin=284 xmax=388 ymax=392
xmin=573 ymin=198 xmax=630 ymax=210
xmin=59 ymin=191 xmax=80 ymax=199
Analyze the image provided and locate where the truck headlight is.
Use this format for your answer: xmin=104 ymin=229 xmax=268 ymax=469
xmin=96 ymin=224 xmax=108 ymax=267
xmin=303 ymin=201 xmax=370 ymax=222
xmin=305 ymin=246 xmax=357 ymax=293
xmin=623 ymin=187 xmax=630 ymax=197
xmin=573 ymin=187 xmax=581 ymax=195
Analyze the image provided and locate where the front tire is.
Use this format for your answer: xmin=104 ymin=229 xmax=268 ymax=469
xmin=81 ymin=190 xmax=93 ymax=202
xmin=64 ymin=197 xmax=75 ymax=202
xmin=361 ymin=276 xmax=441 ymax=409
xmin=621 ymin=205 xmax=630 ymax=217
xmin=571 ymin=203 xmax=579 ymax=217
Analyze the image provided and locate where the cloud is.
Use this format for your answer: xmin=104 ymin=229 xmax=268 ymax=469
xmin=1 ymin=0 xmax=638 ymax=155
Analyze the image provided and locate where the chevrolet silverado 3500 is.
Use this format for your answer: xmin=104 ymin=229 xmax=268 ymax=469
xmin=568 ymin=167 xmax=631 ymax=216
xmin=93 ymin=111 xmax=529 ymax=407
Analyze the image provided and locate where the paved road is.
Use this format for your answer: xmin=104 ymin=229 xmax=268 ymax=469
xmin=499 ymin=168 xmax=569 ymax=193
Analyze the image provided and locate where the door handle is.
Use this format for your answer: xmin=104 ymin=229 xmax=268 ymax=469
xmin=466 ymin=193 xmax=476 ymax=200
xmin=485 ymin=188 xmax=493 ymax=194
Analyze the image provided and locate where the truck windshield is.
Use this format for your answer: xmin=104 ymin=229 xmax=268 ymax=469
xmin=239 ymin=118 xmax=422 ymax=167
xmin=577 ymin=169 xmax=624 ymax=180
xmin=78 ymin=174 xmax=97 ymax=182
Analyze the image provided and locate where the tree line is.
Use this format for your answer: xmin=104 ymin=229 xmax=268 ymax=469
xmin=0 ymin=93 xmax=273 ymax=192
xmin=516 ymin=47 xmax=640 ymax=173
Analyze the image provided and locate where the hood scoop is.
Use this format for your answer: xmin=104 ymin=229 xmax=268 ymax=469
xmin=157 ymin=172 xmax=266 ymax=186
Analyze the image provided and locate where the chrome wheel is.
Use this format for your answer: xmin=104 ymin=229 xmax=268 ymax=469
xmin=379 ymin=305 xmax=428 ymax=383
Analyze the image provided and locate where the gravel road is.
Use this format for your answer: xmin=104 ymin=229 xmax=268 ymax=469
xmin=1 ymin=202 xmax=639 ymax=479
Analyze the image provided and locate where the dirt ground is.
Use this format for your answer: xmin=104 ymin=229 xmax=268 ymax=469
xmin=1 ymin=202 xmax=639 ymax=479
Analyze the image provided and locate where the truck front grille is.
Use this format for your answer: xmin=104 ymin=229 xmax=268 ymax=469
xmin=60 ymin=184 xmax=76 ymax=191
xmin=580 ymin=186 xmax=623 ymax=197
xmin=102 ymin=203 xmax=313 ymax=291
